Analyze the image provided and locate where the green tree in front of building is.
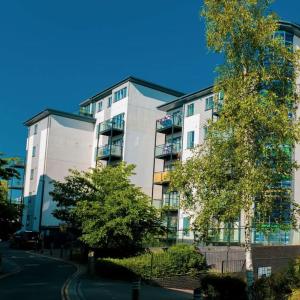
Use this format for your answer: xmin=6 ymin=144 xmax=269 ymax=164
xmin=171 ymin=0 xmax=300 ymax=288
xmin=52 ymin=163 xmax=163 ymax=256
xmin=0 ymin=154 xmax=21 ymax=239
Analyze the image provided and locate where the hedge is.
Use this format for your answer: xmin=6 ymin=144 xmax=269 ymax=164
xmin=97 ymin=244 xmax=207 ymax=280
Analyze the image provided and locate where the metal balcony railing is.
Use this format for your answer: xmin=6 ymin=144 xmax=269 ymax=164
xmin=98 ymin=119 xmax=124 ymax=136
xmin=156 ymin=113 xmax=182 ymax=134
xmin=153 ymin=171 xmax=170 ymax=185
xmin=155 ymin=142 xmax=181 ymax=159
xmin=98 ymin=144 xmax=122 ymax=161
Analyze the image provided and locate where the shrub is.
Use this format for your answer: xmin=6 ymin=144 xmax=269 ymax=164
xmin=96 ymin=244 xmax=207 ymax=280
xmin=201 ymin=274 xmax=247 ymax=300
xmin=252 ymin=259 xmax=300 ymax=300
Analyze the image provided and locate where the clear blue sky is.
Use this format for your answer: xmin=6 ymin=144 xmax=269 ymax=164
xmin=0 ymin=0 xmax=299 ymax=158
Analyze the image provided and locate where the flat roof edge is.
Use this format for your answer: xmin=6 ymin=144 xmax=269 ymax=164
xmin=157 ymin=85 xmax=214 ymax=111
xmin=80 ymin=76 xmax=185 ymax=107
xmin=24 ymin=109 xmax=96 ymax=126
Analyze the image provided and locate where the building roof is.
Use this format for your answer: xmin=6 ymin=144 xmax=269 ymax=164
xmin=24 ymin=108 xmax=96 ymax=126
xmin=279 ymin=21 xmax=300 ymax=37
xmin=79 ymin=76 xmax=185 ymax=107
xmin=157 ymin=86 xmax=214 ymax=112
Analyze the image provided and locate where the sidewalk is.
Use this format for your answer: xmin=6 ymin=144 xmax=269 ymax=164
xmin=78 ymin=275 xmax=193 ymax=300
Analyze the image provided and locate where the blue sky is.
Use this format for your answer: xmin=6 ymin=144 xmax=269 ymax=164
xmin=0 ymin=0 xmax=300 ymax=157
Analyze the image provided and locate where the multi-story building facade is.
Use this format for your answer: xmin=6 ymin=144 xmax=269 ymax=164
xmin=22 ymin=77 xmax=183 ymax=233
xmin=153 ymin=21 xmax=300 ymax=246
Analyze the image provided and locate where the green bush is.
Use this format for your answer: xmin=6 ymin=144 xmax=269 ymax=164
xmin=97 ymin=244 xmax=207 ymax=280
xmin=201 ymin=274 xmax=247 ymax=300
xmin=252 ymin=259 xmax=300 ymax=300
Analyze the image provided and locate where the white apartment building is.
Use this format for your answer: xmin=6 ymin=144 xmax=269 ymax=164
xmin=153 ymin=21 xmax=300 ymax=246
xmin=22 ymin=77 xmax=183 ymax=233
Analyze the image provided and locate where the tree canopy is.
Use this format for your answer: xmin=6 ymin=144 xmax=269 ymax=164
xmin=52 ymin=163 xmax=163 ymax=256
xmin=171 ymin=0 xmax=300 ymax=277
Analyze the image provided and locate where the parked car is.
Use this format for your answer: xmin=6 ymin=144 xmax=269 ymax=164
xmin=9 ymin=231 xmax=40 ymax=250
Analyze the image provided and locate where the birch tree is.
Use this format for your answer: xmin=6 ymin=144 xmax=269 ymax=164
xmin=171 ymin=0 xmax=300 ymax=288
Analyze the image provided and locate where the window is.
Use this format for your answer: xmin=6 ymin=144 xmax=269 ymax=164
xmin=258 ymin=266 xmax=272 ymax=279
xmin=30 ymin=169 xmax=34 ymax=180
xmin=34 ymin=124 xmax=38 ymax=135
xmin=114 ymin=87 xmax=127 ymax=102
xmin=203 ymin=126 xmax=208 ymax=139
xmin=32 ymin=146 xmax=36 ymax=157
xmin=183 ymin=217 xmax=190 ymax=236
xmin=107 ymin=96 xmax=112 ymax=108
xmin=205 ymin=96 xmax=214 ymax=110
xmin=112 ymin=113 xmax=124 ymax=129
xmin=187 ymin=131 xmax=195 ymax=149
xmin=97 ymin=101 xmax=103 ymax=112
xmin=186 ymin=103 xmax=194 ymax=117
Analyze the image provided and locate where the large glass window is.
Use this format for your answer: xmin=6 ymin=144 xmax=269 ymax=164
xmin=107 ymin=96 xmax=112 ymax=108
xmin=30 ymin=169 xmax=34 ymax=180
xmin=183 ymin=217 xmax=190 ymax=236
xmin=186 ymin=103 xmax=194 ymax=117
xmin=205 ymin=96 xmax=214 ymax=110
xmin=32 ymin=146 xmax=36 ymax=157
xmin=114 ymin=87 xmax=127 ymax=102
xmin=97 ymin=101 xmax=103 ymax=112
xmin=187 ymin=131 xmax=195 ymax=149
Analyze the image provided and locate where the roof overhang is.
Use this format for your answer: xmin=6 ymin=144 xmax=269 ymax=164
xmin=80 ymin=76 xmax=185 ymax=107
xmin=24 ymin=109 xmax=96 ymax=126
xmin=157 ymin=86 xmax=214 ymax=112
xmin=279 ymin=21 xmax=300 ymax=38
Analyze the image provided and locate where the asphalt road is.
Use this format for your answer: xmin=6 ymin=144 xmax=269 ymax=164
xmin=0 ymin=247 xmax=76 ymax=300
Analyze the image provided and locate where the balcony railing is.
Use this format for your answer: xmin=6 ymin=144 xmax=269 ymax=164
xmin=156 ymin=113 xmax=182 ymax=134
xmin=98 ymin=119 xmax=124 ymax=136
xmin=163 ymin=193 xmax=180 ymax=209
xmin=153 ymin=171 xmax=170 ymax=185
xmin=155 ymin=142 xmax=181 ymax=160
xmin=98 ymin=144 xmax=122 ymax=161
xmin=79 ymin=107 xmax=94 ymax=117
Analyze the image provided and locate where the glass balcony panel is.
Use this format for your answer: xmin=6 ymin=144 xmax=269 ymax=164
xmin=98 ymin=144 xmax=122 ymax=160
xmin=155 ymin=142 xmax=182 ymax=159
xmin=156 ymin=113 xmax=182 ymax=134
xmin=99 ymin=118 xmax=124 ymax=136
xmin=153 ymin=171 xmax=170 ymax=185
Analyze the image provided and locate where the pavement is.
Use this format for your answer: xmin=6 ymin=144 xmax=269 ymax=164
xmin=0 ymin=244 xmax=193 ymax=300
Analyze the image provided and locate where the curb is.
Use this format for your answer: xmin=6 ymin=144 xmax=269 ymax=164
xmin=61 ymin=265 xmax=87 ymax=300
xmin=26 ymin=251 xmax=87 ymax=300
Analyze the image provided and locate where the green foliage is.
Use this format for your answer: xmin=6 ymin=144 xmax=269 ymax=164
xmin=171 ymin=0 xmax=300 ymax=247
xmin=0 ymin=154 xmax=21 ymax=239
xmin=97 ymin=244 xmax=207 ymax=280
xmin=52 ymin=163 xmax=163 ymax=256
xmin=253 ymin=259 xmax=300 ymax=299
xmin=201 ymin=274 xmax=247 ymax=300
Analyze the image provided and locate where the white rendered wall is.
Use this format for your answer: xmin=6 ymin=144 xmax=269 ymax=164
xmin=124 ymin=82 xmax=175 ymax=197
xmin=22 ymin=115 xmax=94 ymax=231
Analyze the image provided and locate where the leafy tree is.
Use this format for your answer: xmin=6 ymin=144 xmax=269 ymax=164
xmin=51 ymin=169 xmax=94 ymax=234
xmin=0 ymin=154 xmax=21 ymax=239
xmin=171 ymin=0 xmax=300 ymax=286
xmin=52 ymin=163 xmax=162 ymax=256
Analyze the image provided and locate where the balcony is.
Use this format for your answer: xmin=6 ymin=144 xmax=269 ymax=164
xmin=98 ymin=144 xmax=122 ymax=161
xmin=79 ymin=107 xmax=93 ymax=117
xmin=153 ymin=171 xmax=170 ymax=185
xmin=163 ymin=193 xmax=180 ymax=210
xmin=155 ymin=142 xmax=181 ymax=160
xmin=98 ymin=119 xmax=124 ymax=136
xmin=156 ymin=113 xmax=182 ymax=134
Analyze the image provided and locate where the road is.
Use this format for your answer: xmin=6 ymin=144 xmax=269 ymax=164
xmin=0 ymin=247 xmax=76 ymax=300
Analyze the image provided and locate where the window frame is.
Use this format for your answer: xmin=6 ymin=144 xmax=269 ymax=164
xmin=186 ymin=103 xmax=194 ymax=117
xmin=187 ymin=131 xmax=195 ymax=149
